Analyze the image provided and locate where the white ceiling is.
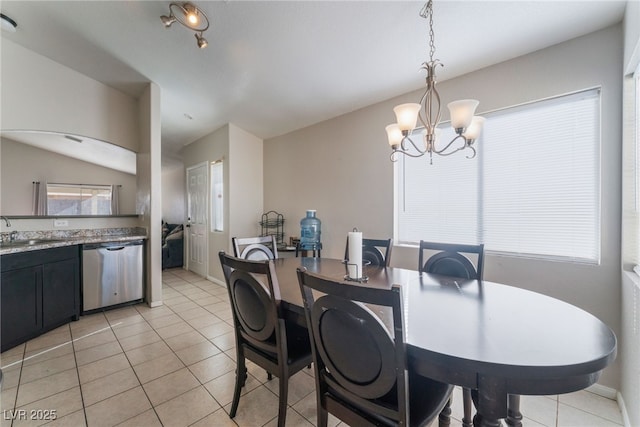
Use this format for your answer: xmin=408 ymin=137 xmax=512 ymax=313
xmin=0 ymin=0 xmax=627 ymax=165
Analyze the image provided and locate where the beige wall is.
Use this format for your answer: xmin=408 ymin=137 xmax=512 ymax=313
xmin=0 ymin=137 xmax=137 ymax=215
xmin=161 ymin=165 xmax=186 ymax=224
xmin=1 ymin=39 xmax=139 ymax=152
xmin=265 ymin=25 xmax=623 ymax=389
xmin=229 ymin=123 xmax=264 ymax=242
xmin=0 ymin=216 xmax=139 ymax=232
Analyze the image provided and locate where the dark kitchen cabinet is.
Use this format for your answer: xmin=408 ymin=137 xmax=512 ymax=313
xmin=1 ymin=265 xmax=42 ymax=350
xmin=1 ymin=246 xmax=80 ymax=352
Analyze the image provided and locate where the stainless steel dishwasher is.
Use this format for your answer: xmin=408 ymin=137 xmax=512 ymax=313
xmin=82 ymin=240 xmax=144 ymax=312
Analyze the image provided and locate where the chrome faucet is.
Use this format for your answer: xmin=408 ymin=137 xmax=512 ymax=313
xmin=1 ymin=216 xmax=10 ymax=227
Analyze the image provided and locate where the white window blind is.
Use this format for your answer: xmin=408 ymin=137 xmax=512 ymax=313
xmin=396 ymin=128 xmax=479 ymax=245
xmin=482 ymin=89 xmax=600 ymax=261
xmin=396 ymin=88 xmax=601 ymax=263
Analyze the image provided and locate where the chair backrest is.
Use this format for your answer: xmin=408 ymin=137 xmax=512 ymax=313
xmin=297 ymin=268 xmax=411 ymax=425
xmin=232 ymin=235 xmax=278 ymax=261
xmin=344 ymin=237 xmax=393 ymax=267
xmin=219 ymin=252 xmax=282 ymax=354
xmin=418 ymin=241 xmax=484 ymax=280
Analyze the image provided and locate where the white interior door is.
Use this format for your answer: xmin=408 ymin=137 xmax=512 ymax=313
xmin=186 ymin=163 xmax=208 ymax=277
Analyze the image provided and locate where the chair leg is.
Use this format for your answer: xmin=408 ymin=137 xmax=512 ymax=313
xmin=317 ymin=406 xmax=329 ymax=427
xmin=277 ymin=374 xmax=288 ymax=427
xmin=438 ymin=396 xmax=452 ymax=427
xmin=267 ymin=372 xmax=273 ymax=381
xmin=462 ymin=387 xmax=474 ymax=427
xmin=230 ymin=357 xmax=247 ymax=418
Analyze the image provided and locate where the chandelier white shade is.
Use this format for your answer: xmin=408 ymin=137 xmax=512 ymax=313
xmin=447 ymin=99 xmax=479 ymax=129
xmin=386 ymin=0 xmax=484 ymax=164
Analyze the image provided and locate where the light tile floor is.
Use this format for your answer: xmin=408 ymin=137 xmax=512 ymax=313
xmin=0 ymin=268 xmax=624 ymax=427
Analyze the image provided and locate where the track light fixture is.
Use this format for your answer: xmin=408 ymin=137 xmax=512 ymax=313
xmin=160 ymin=2 xmax=209 ymax=49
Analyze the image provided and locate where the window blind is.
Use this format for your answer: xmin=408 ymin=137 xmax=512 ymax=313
xmin=396 ymin=88 xmax=601 ymax=263
xmin=482 ymin=89 xmax=600 ymax=262
xmin=396 ymin=128 xmax=479 ymax=246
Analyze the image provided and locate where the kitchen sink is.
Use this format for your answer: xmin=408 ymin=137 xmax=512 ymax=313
xmin=0 ymin=239 xmax=65 ymax=248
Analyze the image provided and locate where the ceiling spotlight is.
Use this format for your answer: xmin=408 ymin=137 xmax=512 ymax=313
xmin=160 ymin=14 xmax=176 ymax=27
xmin=160 ymin=2 xmax=210 ymax=49
xmin=0 ymin=13 xmax=17 ymax=33
xmin=195 ymin=32 xmax=207 ymax=49
xmin=183 ymin=3 xmax=200 ymax=26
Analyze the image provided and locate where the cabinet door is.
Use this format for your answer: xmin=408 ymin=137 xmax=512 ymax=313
xmin=42 ymin=257 xmax=79 ymax=328
xmin=1 ymin=266 xmax=42 ymax=351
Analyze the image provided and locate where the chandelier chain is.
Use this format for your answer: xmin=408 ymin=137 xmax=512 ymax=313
xmin=420 ymin=1 xmax=436 ymax=63
xmin=386 ymin=0 xmax=483 ymax=164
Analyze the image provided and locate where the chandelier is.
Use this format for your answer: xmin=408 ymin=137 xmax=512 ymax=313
xmin=385 ymin=0 xmax=484 ymax=164
xmin=161 ymin=2 xmax=210 ymax=49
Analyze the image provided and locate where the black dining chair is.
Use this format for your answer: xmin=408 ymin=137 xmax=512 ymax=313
xmin=297 ymin=267 xmax=454 ymax=427
xmin=232 ymin=235 xmax=278 ymax=260
xmin=418 ymin=241 xmax=484 ymax=280
xmin=219 ymin=252 xmax=312 ymax=427
xmin=344 ymin=237 xmax=393 ymax=267
xmin=418 ymin=240 xmax=484 ymax=427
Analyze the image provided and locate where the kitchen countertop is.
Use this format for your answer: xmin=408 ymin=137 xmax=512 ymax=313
xmin=0 ymin=228 xmax=147 ymax=256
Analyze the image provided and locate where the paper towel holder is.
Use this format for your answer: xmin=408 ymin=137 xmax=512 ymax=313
xmin=342 ymin=259 xmax=370 ymax=283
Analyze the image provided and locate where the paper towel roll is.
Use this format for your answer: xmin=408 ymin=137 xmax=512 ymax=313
xmin=348 ymin=231 xmax=363 ymax=279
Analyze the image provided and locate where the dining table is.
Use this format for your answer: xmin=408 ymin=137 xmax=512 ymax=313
xmin=271 ymin=257 xmax=617 ymax=427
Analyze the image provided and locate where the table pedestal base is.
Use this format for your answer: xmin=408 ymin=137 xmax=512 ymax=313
xmin=471 ymin=379 xmax=523 ymax=427
xmin=506 ymin=395 xmax=523 ymax=427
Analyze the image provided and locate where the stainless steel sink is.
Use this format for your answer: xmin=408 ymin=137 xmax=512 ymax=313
xmin=1 ymin=239 xmax=64 ymax=248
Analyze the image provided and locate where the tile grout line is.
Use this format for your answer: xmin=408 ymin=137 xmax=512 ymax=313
xmin=7 ymin=341 xmax=27 ymax=427
xmin=70 ymin=320 xmax=90 ymax=427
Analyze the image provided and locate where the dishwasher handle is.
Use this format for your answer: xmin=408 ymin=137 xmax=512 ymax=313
xmin=83 ymin=240 xmax=144 ymax=251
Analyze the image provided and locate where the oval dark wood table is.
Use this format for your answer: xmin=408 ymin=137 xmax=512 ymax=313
xmin=271 ymin=257 xmax=617 ymax=427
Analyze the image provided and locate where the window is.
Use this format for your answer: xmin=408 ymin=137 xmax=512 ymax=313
xmin=396 ymin=88 xmax=601 ymax=263
xmin=46 ymin=183 xmax=114 ymax=216
xmin=210 ymin=160 xmax=224 ymax=232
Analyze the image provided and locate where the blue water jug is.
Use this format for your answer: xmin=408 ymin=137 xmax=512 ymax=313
xmin=300 ymin=210 xmax=321 ymax=250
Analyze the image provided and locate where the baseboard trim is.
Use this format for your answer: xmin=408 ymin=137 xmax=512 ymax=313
xmin=617 ymin=391 xmax=632 ymax=427
xmin=586 ymin=383 xmax=617 ymax=399
xmin=585 ymin=383 xmax=631 ymax=425
xmin=148 ymin=300 xmax=164 ymax=308
xmin=207 ymin=275 xmax=226 ymax=287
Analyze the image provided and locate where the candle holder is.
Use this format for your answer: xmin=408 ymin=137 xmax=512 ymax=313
xmin=342 ymin=260 xmax=370 ymax=283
